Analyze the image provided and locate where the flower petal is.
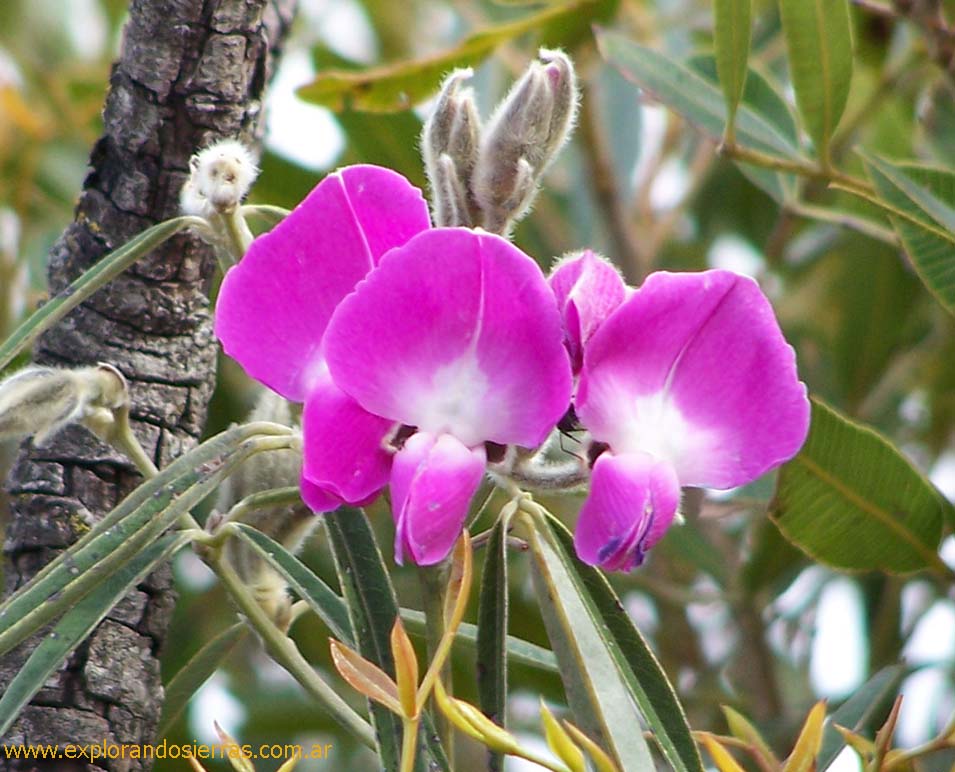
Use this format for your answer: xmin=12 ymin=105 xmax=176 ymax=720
xmin=300 ymin=474 xmax=343 ymax=513
xmin=577 ymin=270 xmax=809 ymax=488
xmin=301 ymin=372 xmax=395 ymax=504
xmin=215 ymin=165 xmax=430 ymax=402
xmin=548 ymin=250 xmax=627 ymax=372
xmin=574 ymin=451 xmax=680 ymax=571
xmin=325 ymin=228 xmax=573 ymax=448
xmin=391 ymin=432 xmax=486 ymax=565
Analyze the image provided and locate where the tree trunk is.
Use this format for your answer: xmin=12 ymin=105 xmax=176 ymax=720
xmin=1 ymin=0 xmax=295 ymax=765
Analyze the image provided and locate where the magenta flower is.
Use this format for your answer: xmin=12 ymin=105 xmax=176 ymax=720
xmin=215 ymin=165 xmax=432 ymax=510
xmin=548 ymin=250 xmax=627 ymax=374
xmin=570 ymin=268 xmax=810 ymax=571
xmin=322 ymin=228 xmax=572 ymax=564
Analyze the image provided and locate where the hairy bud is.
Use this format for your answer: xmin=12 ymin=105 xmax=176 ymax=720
xmin=217 ymin=391 xmax=316 ymax=628
xmin=472 ymin=48 xmax=579 ymax=234
xmin=0 ymin=363 xmax=127 ymax=446
xmin=422 ymin=68 xmax=482 ymax=226
xmin=180 ymin=139 xmax=259 ymax=218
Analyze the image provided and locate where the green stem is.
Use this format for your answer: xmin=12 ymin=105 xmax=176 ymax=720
xmin=110 ymin=405 xmax=160 ymax=478
xmin=718 ymin=142 xmax=874 ymax=196
xmin=210 ymin=550 xmax=376 ymax=748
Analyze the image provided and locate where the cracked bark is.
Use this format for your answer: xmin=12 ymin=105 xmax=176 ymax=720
xmin=1 ymin=0 xmax=296 ymax=765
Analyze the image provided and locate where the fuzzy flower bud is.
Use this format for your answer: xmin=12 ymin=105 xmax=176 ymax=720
xmin=180 ymin=139 xmax=259 ymax=218
xmin=0 ymin=363 xmax=127 ymax=446
xmin=472 ymin=48 xmax=579 ymax=234
xmin=422 ymin=68 xmax=482 ymax=226
xmin=217 ymin=390 xmax=316 ymax=628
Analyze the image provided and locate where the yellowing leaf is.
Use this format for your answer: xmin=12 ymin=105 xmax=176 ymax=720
xmin=390 ymin=618 xmax=420 ymax=718
xmin=213 ymin=722 xmax=256 ymax=772
xmin=329 ymin=638 xmax=402 ymax=715
xmin=444 ymin=529 xmax=474 ymax=631
xmin=835 ymin=725 xmax=875 ymax=759
xmin=699 ymin=733 xmax=747 ymax=772
xmin=562 ymin=721 xmax=621 ymax=772
xmin=722 ymin=706 xmax=779 ymax=767
xmin=784 ymin=701 xmax=827 ymax=772
xmin=540 ymin=701 xmax=585 ymax=772
xmin=298 ymin=0 xmax=603 ymax=112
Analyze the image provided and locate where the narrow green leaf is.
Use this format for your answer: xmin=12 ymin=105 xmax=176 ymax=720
xmin=0 ymin=216 xmax=198 ymax=373
xmin=0 ymin=533 xmax=188 ymax=737
xmin=779 ymin=0 xmax=853 ymax=161
xmin=528 ymin=511 xmax=703 ymax=772
xmin=159 ymin=622 xmax=249 ymax=736
xmin=477 ymin=514 xmax=511 ymax=772
xmin=817 ymin=664 xmax=906 ymax=771
xmin=861 ymin=157 xmax=955 ymax=314
xmin=596 ymin=29 xmax=802 ymax=159
xmin=0 ymin=424 xmax=290 ymax=656
xmin=773 ymin=400 xmax=952 ymax=574
xmin=713 ymin=0 xmax=752 ymax=135
xmin=231 ymin=523 xmax=353 ymax=644
xmin=323 ymin=509 xmax=450 ymax=772
xmin=299 ymin=0 xmax=603 ymax=112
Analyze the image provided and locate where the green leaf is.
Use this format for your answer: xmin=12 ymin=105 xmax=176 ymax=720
xmin=231 ymin=523 xmax=354 ymax=644
xmin=779 ymin=0 xmax=853 ymax=161
xmin=861 ymin=156 xmax=955 ymax=314
xmin=817 ymin=664 xmax=906 ymax=771
xmin=773 ymin=400 xmax=952 ymax=574
xmin=713 ymin=0 xmax=752 ymax=134
xmin=0 ymin=532 xmax=189 ymax=737
xmin=298 ymin=0 xmax=603 ymax=112
xmin=0 ymin=422 xmax=291 ymax=657
xmin=528 ymin=510 xmax=704 ymax=772
xmin=400 ymin=610 xmax=558 ymax=673
xmin=597 ymin=30 xmax=802 ymax=159
xmin=323 ymin=509 xmax=450 ymax=772
xmin=0 ymin=216 xmax=196 ymax=374
xmin=477 ymin=514 xmax=511 ymax=772
xmin=159 ymin=622 xmax=249 ymax=736
xmin=687 ymin=55 xmax=798 ymax=203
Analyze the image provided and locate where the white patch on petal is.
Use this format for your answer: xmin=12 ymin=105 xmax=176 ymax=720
xmin=596 ymin=383 xmax=713 ymax=470
xmin=407 ymin=355 xmax=490 ymax=447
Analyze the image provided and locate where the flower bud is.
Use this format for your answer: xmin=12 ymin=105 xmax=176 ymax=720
xmin=422 ymin=69 xmax=482 ymax=226
xmin=0 ymin=363 xmax=127 ymax=446
xmin=180 ymin=139 xmax=259 ymax=218
xmin=472 ymin=48 xmax=579 ymax=233
xmin=217 ymin=390 xmax=315 ymax=627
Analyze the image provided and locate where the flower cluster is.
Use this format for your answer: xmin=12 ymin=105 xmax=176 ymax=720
xmin=215 ymin=163 xmax=810 ymax=571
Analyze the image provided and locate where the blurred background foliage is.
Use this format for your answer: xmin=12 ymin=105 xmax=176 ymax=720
xmin=3 ymin=0 xmax=955 ymax=770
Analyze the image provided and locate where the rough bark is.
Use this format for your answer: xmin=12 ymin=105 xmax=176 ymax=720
xmin=1 ymin=0 xmax=295 ymax=765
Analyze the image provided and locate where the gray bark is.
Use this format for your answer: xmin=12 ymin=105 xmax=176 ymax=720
xmin=1 ymin=0 xmax=295 ymax=765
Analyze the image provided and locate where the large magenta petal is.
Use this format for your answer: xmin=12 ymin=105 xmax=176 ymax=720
xmin=574 ymin=451 xmax=680 ymax=571
xmin=391 ymin=432 xmax=486 ymax=565
xmin=215 ymin=165 xmax=431 ymax=402
xmin=301 ymin=372 xmax=395 ymax=504
xmin=325 ymin=228 xmax=573 ymax=448
xmin=548 ymin=250 xmax=627 ymax=372
xmin=577 ymin=270 xmax=810 ymax=489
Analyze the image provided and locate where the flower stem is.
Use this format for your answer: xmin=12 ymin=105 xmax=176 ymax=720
xmin=210 ymin=548 xmax=376 ymax=748
xmin=417 ymin=560 xmax=455 ymax=759
xmin=399 ymin=716 xmax=421 ymax=772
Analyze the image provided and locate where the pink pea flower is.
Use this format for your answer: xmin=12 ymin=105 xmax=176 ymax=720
xmin=548 ymin=249 xmax=627 ymax=374
xmin=215 ymin=165 xmax=432 ymax=511
xmin=571 ymin=269 xmax=810 ymax=571
xmin=322 ymin=228 xmax=573 ymax=564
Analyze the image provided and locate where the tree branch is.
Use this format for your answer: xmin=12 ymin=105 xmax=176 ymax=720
xmin=0 ymin=0 xmax=295 ymax=766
